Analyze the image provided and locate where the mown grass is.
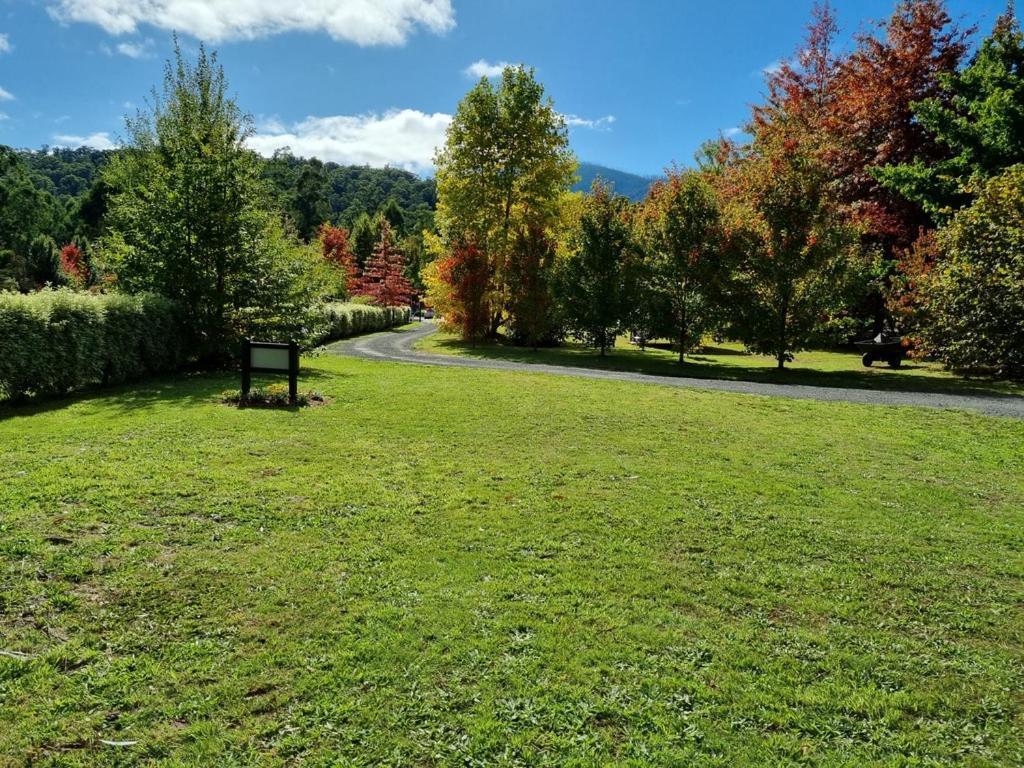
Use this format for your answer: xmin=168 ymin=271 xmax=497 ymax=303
xmin=1 ymin=354 xmax=1023 ymax=766
xmin=418 ymin=331 xmax=1024 ymax=398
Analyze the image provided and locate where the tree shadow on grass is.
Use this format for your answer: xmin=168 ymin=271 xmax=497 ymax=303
xmin=0 ymin=367 xmax=347 ymax=422
xmin=426 ymin=337 xmax=1024 ymax=400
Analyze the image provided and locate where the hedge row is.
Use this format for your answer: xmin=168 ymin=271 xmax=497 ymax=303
xmin=0 ymin=294 xmax=411 ymax=402
xmin=314 ymin=302 xmax=410 ymax=345
xmin=0 ymin=289 xmax=186 ymax=401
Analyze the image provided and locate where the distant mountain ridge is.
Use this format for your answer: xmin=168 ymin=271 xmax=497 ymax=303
xmin=574 ymin=162 xmax=657 ymax=201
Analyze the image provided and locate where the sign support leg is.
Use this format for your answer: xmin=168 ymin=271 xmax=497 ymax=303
xmin=241 ymin=338 xmax=251 ymax=400
xmin=288 ymin=341 xmax=298 ymax=406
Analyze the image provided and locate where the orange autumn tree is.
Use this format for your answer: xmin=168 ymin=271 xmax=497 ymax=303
xmin=318 ymin=223 xmax=360 ymax=296
xmin=358 ymin=222 xmax=416 ymax=308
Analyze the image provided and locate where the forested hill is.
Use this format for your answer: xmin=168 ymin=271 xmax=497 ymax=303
xmin=574 ymin=162 xmax=656 ymax=201
xmin=3 ymin=145 xmax=439 ymax=289
xmin=260 ymin=151 xmax=436 ymax=229
xmin=21 ymin=147 xmax=110 ymax=198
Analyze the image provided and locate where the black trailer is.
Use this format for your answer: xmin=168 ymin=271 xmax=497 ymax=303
xmin=855 ymin=331 xmax=904 ymax=369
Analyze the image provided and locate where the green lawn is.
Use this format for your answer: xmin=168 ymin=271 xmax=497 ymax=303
xmin=2 ymin=354 xmax=1023 ymax=766
xmin=418 ymin=331 xmax=1024 ymax=398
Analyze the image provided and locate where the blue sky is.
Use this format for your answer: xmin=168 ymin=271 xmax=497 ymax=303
xmin=0 ymin=0 xmax=1014 ymax=177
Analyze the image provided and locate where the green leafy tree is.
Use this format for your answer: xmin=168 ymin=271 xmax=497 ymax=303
xmin=0 ymin=147 xmax=63 ymax=290
xmin=349 ymin=212 xmax=379 ymax=271
xmin=378 ymin=197 xmax=405 ymax=236
xmin=292 ymin=159 xmax=331 ymax=242
xmin=637 ymin=169 xmax=729 ymax=362
xmin=724 ymin=135 xmax=857 ymax=369
xmin=102 ymin=43 xmax=324 ymax=361
xmin=434 ymin=65 xmax=577 ymax=336
xmin=555 ymin=182 xmax=636 ymax=355
xmin=915 ymin=164 xmax=1024 ymax=378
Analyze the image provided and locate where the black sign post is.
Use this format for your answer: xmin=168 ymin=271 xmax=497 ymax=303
xmin=241 ymin=339 xmax=299 ymax=405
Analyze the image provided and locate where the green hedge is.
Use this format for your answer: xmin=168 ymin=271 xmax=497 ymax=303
xmin=314 ymin=302 xmax=410 ymax=345
xmin=0 ymin=289 xmax=186 ymax=401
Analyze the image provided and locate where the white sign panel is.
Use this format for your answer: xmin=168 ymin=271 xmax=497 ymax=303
xmin=250 ymin=347 xmax=290 ymax=371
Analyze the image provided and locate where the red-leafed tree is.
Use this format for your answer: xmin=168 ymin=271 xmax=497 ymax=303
xmin=318 ymin=223 xmax=360 ymax=294
xmin=431 ymin=239 xmax=492 ymax=343
xmin=59 ymin=243 xmax=88 ymax=287
xmin=750 ymin=1 xmax=971 ymax=333
xmin=358 ymin=222 xmax=416 ymax=307
xmin=826 ymin=0 xmax=970 ymax=251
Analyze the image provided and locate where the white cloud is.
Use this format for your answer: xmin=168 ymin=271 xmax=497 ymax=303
xmin=464 ymin=59 xmax=512 ymax=78
xmin=248 ymin=109 xmax=452 ymax=173
xmin=0 ymin=34 xmax=11 ymax=54
xmin=761 ymin=60 xmax=783 ymax=76
xmin=116 ymin=39 xmax=155 ymax=58
xmin=0 ymin=86 xmax=14 ymax=102
xmin=0 ymin=112 xmax=8 ymax=121
xmin=53 ymin=132 xmax=118 ymax=150
xmin=562 ymin=114 xmax=616 ymax=131
xmin=48 ymin=0 xmax=455 ymax=46
xmin=724 ymin=127 xmax=744 ymax=138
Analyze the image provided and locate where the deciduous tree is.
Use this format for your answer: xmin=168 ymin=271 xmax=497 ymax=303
xmin=318 ymin=224 xmax=359 ymax=296
xmin=827 ymin=0 xmax=969 ymax=251
xmin=724 ymin=135 xmax=857 ymax=369
xmin=555 ymin=182 xmax=636 ymax=355
xmin=59 ymin=243 xmax=88 ymax=288
xmin=506 ymin=224 xmax=559 ymax=348
xmin=637 ymin=169 xmax=729 ymax=362
xmin=358 ymin=222 xmax=415 ymax=308
xmin=434 ymin=65 xmax=576 ymax=336
xmin=425 ymin=238 xmax=491 ymax=343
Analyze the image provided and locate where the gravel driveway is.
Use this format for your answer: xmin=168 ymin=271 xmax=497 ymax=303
xmin=328 ymin=322 xmax=1024 ymax=419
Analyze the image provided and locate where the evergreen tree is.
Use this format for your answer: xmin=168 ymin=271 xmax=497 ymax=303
xmin=378 ymin=197 xmax=405 ymax=235
xmin=102 ymin=43 xmax=324 ymax=360
xmin=0 ymin=147 xmax=63 ymax=290
xmin=349 ymin=212 xmax=379 ymax=271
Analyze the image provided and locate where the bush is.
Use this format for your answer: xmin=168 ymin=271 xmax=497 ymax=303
xmin=0 ymin=289 xmax=186 ymax=401
xmin=314 ymin=302 xmax=410 ymax=345
xmin=919 ymin=166 xmax=1024 ymax=379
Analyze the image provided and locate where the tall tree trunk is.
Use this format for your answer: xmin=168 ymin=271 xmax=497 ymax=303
xmin=777 ymin=293 xmax=789 ymax=370
xmin=678 ymin=304 xmax=687 ymax=364
xmin=488 ymin=311 xmax=503 ymax=339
